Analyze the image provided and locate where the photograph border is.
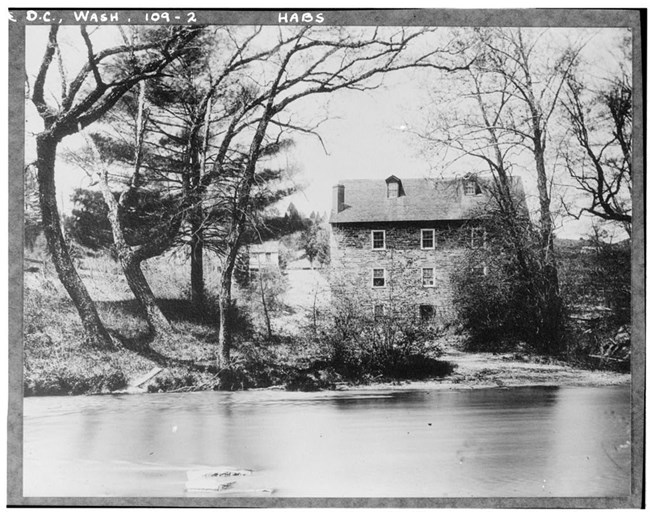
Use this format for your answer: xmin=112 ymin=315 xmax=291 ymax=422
xmin=7 ymin=7 xmax=645 ymax=508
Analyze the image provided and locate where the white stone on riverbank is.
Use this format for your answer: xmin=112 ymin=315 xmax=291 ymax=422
xmin=186 ymin=467 xmax=252 ymax=480
xmin=185 ymin=467 xmax=256 ymax=493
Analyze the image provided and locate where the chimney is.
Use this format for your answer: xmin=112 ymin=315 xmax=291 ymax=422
xmin=332 ymin=184 xmax=345 ymax=214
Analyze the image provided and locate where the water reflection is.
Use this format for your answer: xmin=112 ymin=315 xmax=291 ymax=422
xmin=23 ymin=386 xmax=631 ymax=498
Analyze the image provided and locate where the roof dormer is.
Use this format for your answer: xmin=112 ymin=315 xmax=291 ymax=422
xmin=462 ymin=174 xmax=482 ymax=196
xmin=385 ymin=175 xmax=404 ymax=198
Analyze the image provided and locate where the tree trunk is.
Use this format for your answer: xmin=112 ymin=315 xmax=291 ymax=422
xmin=98 ymin=189 xmax=174 ymax=340
xmin=217 ymin=223 xmax=246 ymax=367
xmin=121 ymin=253 xmax=175 ymax=339
xmin=533 ymin=137 xmax=555 ymax=262
xmin=259 ymin=270 xmax=273 ymax=341
xmin=36 ymin=133 xmax=114 ymax=349
xmin=190 ymin=214 xmax=206 ymax=315
xmin=214 ymin=75 xmax=278 ymax=366
xmin=311 ymin=285 xmax=319 ymax=334
xmin=217 ymin=271 xmax=233 ymax=367
xmin=188 ymin=93 xmax=211 ymax=317
xmin=513 ymin=29 xmax=565 ymax=354
xmin=96 ymin=127 xmax=175 ymax=342
xmin=532 ymin=134 xmax=563 ymax=354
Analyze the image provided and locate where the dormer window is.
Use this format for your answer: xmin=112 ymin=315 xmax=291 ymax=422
xmin=463 ymin=176 xmax=482 ymax=196
xmin=385 ymin=175 xmax=404 ymax=198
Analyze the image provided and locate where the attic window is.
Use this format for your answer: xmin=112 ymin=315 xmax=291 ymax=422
xmin=463 ymin=178 xmax=481 ymax=196
xmin=385 ymin=175 xmax=403 ymax=198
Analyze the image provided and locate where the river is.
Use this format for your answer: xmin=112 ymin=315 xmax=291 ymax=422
xmin=23 ymin=385 xmax=631 ymax=498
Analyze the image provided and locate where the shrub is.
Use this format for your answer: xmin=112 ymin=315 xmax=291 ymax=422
xmin=563 ymin=319 xmax=630 ymax=371
xmin=315 ymin=300 xmax=448 ymax=380
xmin=589 ymin=237 xmax=631 ymax=325
xmin=147 ymin=368 xmax=197 ymax=393
xmin=216 ymin=339 xmax=297 ymax=390
xmin=558 ymin=227 xmax=630 ymax=365
xmin=24 ymin=360 xmax=128 ymax=396
xmin=450 ymin=218 xmax=564 ymax=355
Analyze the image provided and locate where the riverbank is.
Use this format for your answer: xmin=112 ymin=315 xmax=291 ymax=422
xmin=23 ymin=254 xmax=630 ymax=397
xmin=147 ymin=350 xmax=631 ymax=394
xmin=23 ymin=279 xmax=630 ymax=395
xmin=343 ymin=350 xmax=631 ymax=391
xmin=24 ymin=334 xmax=630 ymax=397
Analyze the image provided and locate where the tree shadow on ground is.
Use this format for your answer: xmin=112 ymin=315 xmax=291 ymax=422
xmin=98 ymin=298 xmax=217 ymax=325
xmin=109 ymin=329 xmax=218 ymax=373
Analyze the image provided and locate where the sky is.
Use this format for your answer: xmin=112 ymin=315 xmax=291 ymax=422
xmin=266 ymin=26 xmax=630 ymax=240
xmin=23 ymin=24 xmax=631 ymax=240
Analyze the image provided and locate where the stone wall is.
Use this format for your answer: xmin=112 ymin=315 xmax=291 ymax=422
xmin=329 ymin=221 xmax=476 ymax=324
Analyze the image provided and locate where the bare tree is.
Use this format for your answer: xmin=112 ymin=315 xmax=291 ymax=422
xmin=30 ymin=25 xmax=201 ymax=348
xmin=246 ymin=266 xmax=287 ymax=342
xmin=562 ymin=73 xmax=632 ymax=234
xmin=416 ymin=28 xmax=588 ymax=352
xmin=474 ymin=29 xmax=582 ymax=273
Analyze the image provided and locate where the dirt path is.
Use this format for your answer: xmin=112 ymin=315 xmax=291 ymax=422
xmin=344 ymin=350 xmax=631 ymax=391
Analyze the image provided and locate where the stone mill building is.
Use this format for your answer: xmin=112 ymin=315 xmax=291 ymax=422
xmin=328 ymin=174 xmax=526 ymax=323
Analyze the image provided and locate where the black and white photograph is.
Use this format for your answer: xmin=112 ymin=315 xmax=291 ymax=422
xmin=7 ymin=7 xmax=644 ymax=507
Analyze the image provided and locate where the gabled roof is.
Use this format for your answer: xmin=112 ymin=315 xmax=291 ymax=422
xmin=330 ymin=176 xmax=526 ymax=224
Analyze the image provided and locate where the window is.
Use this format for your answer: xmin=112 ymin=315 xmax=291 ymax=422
xmin=463 ymin=180 xmax=476 ymax=195
xmin=372 ymin=268 xmax=386 ymax=288
xmin=421 ymin=229 xmax=435 ymax=249
xmin=463 ymin=179 xmax=481 ymax=195
xmin=265 ymin=252 xmax=272 ymax=262
xmin=374 ymin=304 xmax=385 ymax=319
xmin=419 ymin=305 xmax=435 ymax=323
xmin=371 ymin=230 xmax=385 ymax=250
xmin=471 ymin=228 xmax=485 ymax=248
xmin=385 ymin=176 xmax=403 ymax=198
xmin=422 ymin=267 xmax=435 ymax=287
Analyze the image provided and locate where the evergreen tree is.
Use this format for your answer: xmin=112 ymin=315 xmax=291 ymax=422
xmin=29 ymin=24 xmax=200 ymax=348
